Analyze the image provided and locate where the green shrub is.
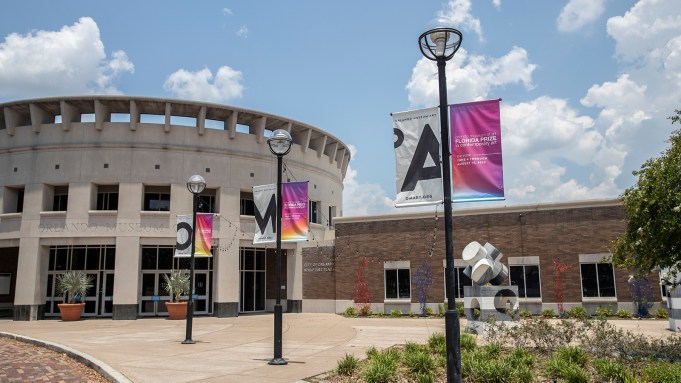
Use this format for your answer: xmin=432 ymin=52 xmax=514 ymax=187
xmin=544 ymin=357 xmax=588 ymax=383
xmin=404 ymin=350 xmax=435 ymax=375
xmin=507 ymin=348 xmax=535 ymax=367
xmin=481 ymin=342 xmax=502 ymax=359
xmin=460 ymin=333 xmax=477 ymax=351
xmin=519 ymin=309 xmax=532 ymax=318
xmin=409 ymin=311 xmax=418 ymax=318
xmin=656 ymin=308 xmax=669 ymax=319
xmin=617 ymin=309 xmax=633 ymax=319
xmin=541 ymin=308 xmax=555 ymax=318
xmin=456 ymin=301 xmax=466 ymax=317
xmin=413 ymin=372 xmax=434 ymax=383
xmin=463 ymin=349 xmax=532 ymax=383
xmin=362 ymin=359 xmax=397 ymax=383
xmin=568 ymin=306 xmax=589 ymax=319
xmin=344 ymin=306 xmax=358 ymax=317
xmin=366 ymin=346 xmax=379 ymax=360
xmin=404 ymin=341 xmax=427 ymax=354
xmin=427 ymin=332 xmax=446 ymax=357
xmin=593 ymin=358 xmax=626 ymax=382
xmin=595 ymin=307 xmax=614 ymax=318
xmin=336 ymin=353 xmax=359 ymax=376
xmin=473 ymin=308 xmax=481 ymax=319
xmin=425 ymin=307 xmax=434 ymax=316
xmin=641 ymin=361 xmax=681 ymax=383
xmin=440 ymin=303 xmax=447 ymax=317
xmin=554 ymin=346 xmax=588 ymax=367
xmin=390 ymin=309 xmax=402 ymax=318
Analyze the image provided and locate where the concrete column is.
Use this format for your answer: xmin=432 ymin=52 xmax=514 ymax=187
xmin=112 ymin=236 xmax=140 ymax=320
xmin=66 ymin=183 xmax=91 ymax=218
xmin=13 ymin=238 xmax=48 ymax=320
xmin=213 ymin=187 xmax=240 ymax=317
xmin=286 ymin=245 xmax=303 ymax=312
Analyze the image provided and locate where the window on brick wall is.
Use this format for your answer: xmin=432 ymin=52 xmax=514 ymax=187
xmin=580 ymin=262 xmax=616 ymax=298
xmin=510 ymin=265 xmax=541 ymax=298
xmin=385 ymin=268 xmax=410 ymax=299
xmin=444 ymin=267 xmax=472 ymax=299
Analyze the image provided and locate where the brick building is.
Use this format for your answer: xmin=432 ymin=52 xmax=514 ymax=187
xmin=302 ymin=199 xmax=665 ymax=315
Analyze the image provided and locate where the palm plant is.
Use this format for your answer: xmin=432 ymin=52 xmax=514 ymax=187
xmin=163 ymin=269 xmax=190 ymax=302
xmin=56 ymin=270 xmax=94 ymax=304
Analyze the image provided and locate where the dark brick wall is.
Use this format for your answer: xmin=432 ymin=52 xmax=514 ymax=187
xmin=329 ymin=203 xmax=661 ymax=305
xmin=302 ymin=246 xmax=335 ymax=299
xmin=266 ymin=249 xmax=287 ymax=299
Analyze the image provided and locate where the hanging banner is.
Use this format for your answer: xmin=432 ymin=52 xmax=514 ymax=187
xmin=282 ymin=181 xmax=309 ymax=242
xmin=450 ymin=99 xmax=505 ymax=202
xmin=392 ymin=107 xmax=443 ymax=207
xmin=253 ymin=184 xmax=277 ymax=244
xmin=175 ymin=213 xmax=213 ymax=257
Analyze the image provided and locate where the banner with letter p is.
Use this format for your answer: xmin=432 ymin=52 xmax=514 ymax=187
xmin=392 ymin=107 xmax=443 ymax=207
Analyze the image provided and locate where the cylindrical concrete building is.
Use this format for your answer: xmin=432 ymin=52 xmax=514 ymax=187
xmin=0 ymin=96 xmax=349 ymax=320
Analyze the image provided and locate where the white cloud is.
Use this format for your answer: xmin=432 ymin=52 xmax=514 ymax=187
xmin=0 ymin=17 xmax=133 ymax=98
xmin=557 ymin=0 xmax=606 ymax=32
xmin=222 ymin=7 xmax=233 ymax=15
xmin=236 ymin=26 xmax=248 ymax=38
xmin=437 ymin=0 xmax=484 ymax=41
xmin=163 ymin=66 xmax=244 ymax=103
xmin=342 ymin=144 xmax=396 ymax=216
xmin=406 ymin=46 xmax=536 ymax=107
xmin=607 ymin=0 xmax=681 ymax=62
xmin=492 ymin=0 xmax=501 ymax=9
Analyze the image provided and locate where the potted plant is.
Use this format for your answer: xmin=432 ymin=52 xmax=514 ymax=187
xmin=56 ymin=270 xmax=94 ymax=321
xmin=163 ymin=269 xmax=190 ymax=320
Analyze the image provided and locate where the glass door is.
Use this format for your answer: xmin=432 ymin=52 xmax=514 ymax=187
xmin=240 ymin=248 xmax=266 ymax=312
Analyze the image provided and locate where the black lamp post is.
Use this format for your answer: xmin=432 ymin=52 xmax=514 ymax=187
xmin=418 ymin=27 xmax=463 ymax=383
xmin=267 ymin=129 xmax=292 ymax=365
xmin=183 ymin=174 xmax=206 ymax=345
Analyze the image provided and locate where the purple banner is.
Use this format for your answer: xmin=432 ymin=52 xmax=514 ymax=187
xmin=450 ymin=99 xmax=504 ymax=202
xmin=282 ymin=181 xmax=308 ymax=242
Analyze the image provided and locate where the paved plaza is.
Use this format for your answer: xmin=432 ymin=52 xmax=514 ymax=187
xmin=0 ymin=314 xmax=674 ymax=383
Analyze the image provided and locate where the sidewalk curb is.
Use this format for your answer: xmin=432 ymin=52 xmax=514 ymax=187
xmin=0 ymin=331 xmax=132 ymax=383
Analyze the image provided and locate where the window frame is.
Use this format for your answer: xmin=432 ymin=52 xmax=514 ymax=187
xmin=384 ymin=267 xmax=411 ymax=300
xmin=579 ymin=262 xmax=617 ymax=299
xmin=509 ymin=264 xmax=542 ymax=299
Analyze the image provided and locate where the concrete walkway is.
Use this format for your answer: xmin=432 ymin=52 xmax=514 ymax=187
xmin=0 ymin=314 xmax=448 ymax=383
xmin=0 ymin=314 xmax=675 ymax=383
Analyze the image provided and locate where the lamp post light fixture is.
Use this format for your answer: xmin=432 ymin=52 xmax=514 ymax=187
xmin=418 ymin=27 xmax=463 ymax=383
xmin=267 ymin=129 xmax=292 ymax=365
xmin=183 ymin=174 xmax=206 ymax=345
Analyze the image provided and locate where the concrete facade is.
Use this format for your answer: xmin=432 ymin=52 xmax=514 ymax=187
xmin=0 ymin=96 xmax=348 ymax=320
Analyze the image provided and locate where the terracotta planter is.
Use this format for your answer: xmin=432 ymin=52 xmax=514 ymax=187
xmin=165 ymin=301 xmax=188 ymax=320
xmin=57 ymin=303 xmax=85 ymax=321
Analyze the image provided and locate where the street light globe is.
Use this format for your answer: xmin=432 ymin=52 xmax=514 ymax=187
xmin=187 ymin=174 xmax=206 ymax=194
xmin=268 ymin=129 xmax=293 ymax=156
xmin=418 ymin=27 xmax=462 ymax=61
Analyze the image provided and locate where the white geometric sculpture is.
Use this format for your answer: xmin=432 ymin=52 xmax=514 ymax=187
xmin=462 ymin=241 xmax=509 ymax=286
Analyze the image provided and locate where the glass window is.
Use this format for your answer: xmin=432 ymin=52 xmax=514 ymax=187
xmin=385 ymin=268 xmax=410 ymax=299
xmin=52 ymin=186 xmax=68 ymax=211
xmin=580 ymin=263 xmax=616 ymax=298
xmin=198 ymin=189 xmax=217 ymax=213
xmin=444 ymin=267 xmax=472 ymax=299
xmin=240 ymin=192 xmax=255 ymax=216
xmin=143 ymin=186 xmax=170 ymax=211
xmin=510 ymin=265 xmax=541 ymax=298
xmin=309 ymin=200 xmax=319 ymax=224
xmin=96 ymin=185 xmax=119 ymax=210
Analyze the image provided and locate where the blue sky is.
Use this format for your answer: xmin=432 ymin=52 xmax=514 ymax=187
xmin=1 ymin=0 xmax=679 ymax=216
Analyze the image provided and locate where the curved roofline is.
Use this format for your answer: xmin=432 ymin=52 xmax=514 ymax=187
xmin=0 ymin=95 xmax=351 ymax=176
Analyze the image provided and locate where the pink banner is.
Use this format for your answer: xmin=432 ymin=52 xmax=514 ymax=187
xmin=194 ymin=213 xmax=213 ymax=256
xmin=282 ymin=182 xmax=308 ymax=242
xmin=450 ymin=99 xmax=504 ymax=202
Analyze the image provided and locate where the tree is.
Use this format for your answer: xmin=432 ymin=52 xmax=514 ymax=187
xmin=611 ymin=109 xmax=681 ymax=285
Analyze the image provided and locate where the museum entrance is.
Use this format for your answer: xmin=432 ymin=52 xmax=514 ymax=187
xmin=0 ymin=247 xmax=18 ymax=317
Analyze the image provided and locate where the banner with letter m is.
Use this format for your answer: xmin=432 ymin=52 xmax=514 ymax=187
xmin=253 ymin=184 xmax=277 ymax=244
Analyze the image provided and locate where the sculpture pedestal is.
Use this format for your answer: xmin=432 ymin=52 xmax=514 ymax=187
xmin=463 ymin=285 xmax=519 ymax=333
